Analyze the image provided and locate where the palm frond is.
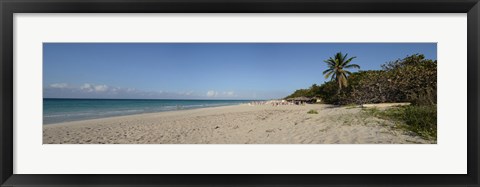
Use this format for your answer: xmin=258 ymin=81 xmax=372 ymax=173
xmin=341 ymin=53 xmax=349 ymax=65
xmin=335 ymin=52 xmax=343 ymax=63
xmin=331 ymin=73 xmax=337 ymax=80
xmin=324 ymin=59 xmax=336 ymax=66
xmin=322 ymin=68 xmax=333 ymax=75
xmin=343 ymin=56 xmax=357 ymax=66
xmin=324 ymin=71 xmax=334 ymax=79
xmin=344 ymin=64 xmax=360 ymax=69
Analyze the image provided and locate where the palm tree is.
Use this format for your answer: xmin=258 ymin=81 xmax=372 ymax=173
xmin=322 ymin=52 xmax=360 ymax=92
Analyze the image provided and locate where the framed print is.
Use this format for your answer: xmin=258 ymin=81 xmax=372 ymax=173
xmin=1 ymin=0 xmax=479 ymax=186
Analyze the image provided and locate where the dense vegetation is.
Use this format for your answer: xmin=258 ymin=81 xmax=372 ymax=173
xmin=285 ymin=53 xmax=437 ymax=140
xmin=285 ymin=54 xmax=437 ymax=106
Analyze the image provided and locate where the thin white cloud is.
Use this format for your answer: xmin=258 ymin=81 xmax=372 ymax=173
xmin=207 ymin=90 xmax=237 ymax=98
xmin=49 ymin=83 xmax=68 ymax=88
xmin=206 ymin=90 xmax=218 ymax=97
xmin=80 ymin=83 xmax=93 ymax=92
xmin=79 ymin=83 xmax=109 ymax=93
xmin=177 ymin=91 xmax=194 ymax=96
xmin=45 ymin=83 xmax=204 ymax=99
xmin=94 ymin=85 xmax=109 ymax=92
xmin=45 ymin=83 xmax=258 ymax=99
xmin=80 ymin=83 xmax=91 ymax=89
xmin=226 ymin=91 xmax=235 ymax=96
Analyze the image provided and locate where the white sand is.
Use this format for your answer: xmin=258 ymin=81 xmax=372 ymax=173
xmin=43 ymin=104 xmax=434 ymax=144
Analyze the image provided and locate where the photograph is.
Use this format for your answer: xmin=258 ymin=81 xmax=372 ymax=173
xmin=42 ymin=43 xmax=437 ymax=144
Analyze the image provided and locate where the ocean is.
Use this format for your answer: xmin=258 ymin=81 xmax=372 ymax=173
xmin=43 ymin=98 xmax=256 ymax=124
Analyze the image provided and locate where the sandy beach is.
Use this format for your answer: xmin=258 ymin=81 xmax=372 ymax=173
xmin=43 ymin=104 xmax=434 ymax=144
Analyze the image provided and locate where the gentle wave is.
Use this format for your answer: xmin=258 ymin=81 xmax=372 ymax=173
xmin=43 ymin=99 xmax=255 ymax=124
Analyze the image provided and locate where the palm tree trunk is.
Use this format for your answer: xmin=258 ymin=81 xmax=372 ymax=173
xmin=336 ymin=81 xmax=342 ymax=95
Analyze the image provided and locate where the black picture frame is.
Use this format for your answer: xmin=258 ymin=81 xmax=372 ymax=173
xmin=1 ymin=0 xmax=479 ymax=186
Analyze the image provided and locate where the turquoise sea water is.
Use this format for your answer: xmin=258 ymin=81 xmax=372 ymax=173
xmin=43 ymin=98 xmax=255 ymax=124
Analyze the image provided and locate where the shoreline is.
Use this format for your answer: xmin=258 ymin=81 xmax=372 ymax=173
xmin=43 ymin=104 xmax=434 ymax=144
xmin=44 ymin=104 xmax=246 ymax=126
xmin=43 ymin=103 xmax=249 ymax=125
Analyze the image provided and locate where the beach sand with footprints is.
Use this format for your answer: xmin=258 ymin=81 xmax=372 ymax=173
xmin=43 ymin=104 xmax=433 ymax=144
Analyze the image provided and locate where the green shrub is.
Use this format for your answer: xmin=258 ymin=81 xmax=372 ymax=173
xmin=307 ymin=109 xmax=318 ymax=114
xmin=402 ymin=105 xmax=437 ymax=139
xmin=366 ymin=105 xmax=437 ymax=140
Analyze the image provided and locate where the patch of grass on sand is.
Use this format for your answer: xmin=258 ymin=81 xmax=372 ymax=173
xmin=364 ymin=105 xmax=437 ymax=141
xmin=344 ymin=104 xmax=358 ymax=109
xmin=307 ymin=109 xmax=318 ymax=114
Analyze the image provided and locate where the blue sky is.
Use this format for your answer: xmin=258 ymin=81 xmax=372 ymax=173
xmin=43 ymin=43 xmax=437 ymax=100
